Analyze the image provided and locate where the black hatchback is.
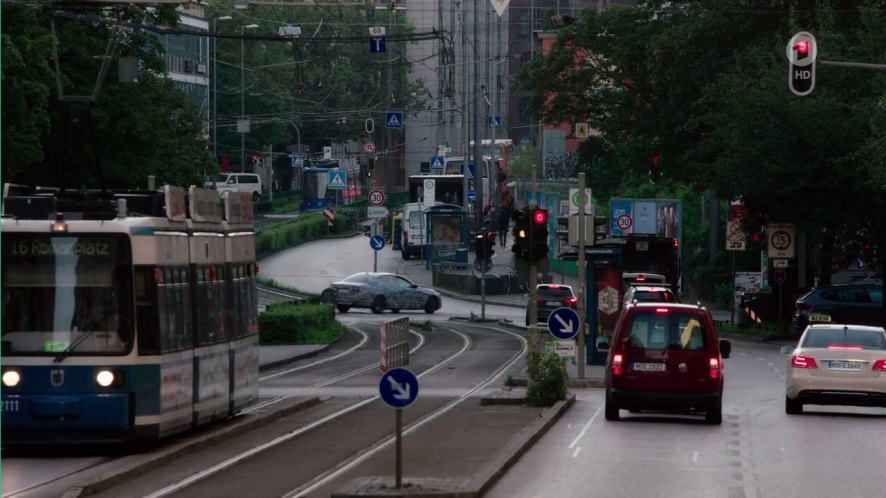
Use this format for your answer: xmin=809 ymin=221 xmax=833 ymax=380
xmin=526 ymin=284 xmax=578 ymax=326
xmin=793 ymin=284 xmax=885 ymax=331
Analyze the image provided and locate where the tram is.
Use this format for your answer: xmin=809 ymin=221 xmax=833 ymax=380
xmin=0 ymin=184 xmax=260 ymax=444
xmin=299 ymin=158 xmax=361 ymax=212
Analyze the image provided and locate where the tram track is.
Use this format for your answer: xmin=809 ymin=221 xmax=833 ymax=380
xmin=83 ymin=322 xmax=526 ymax=498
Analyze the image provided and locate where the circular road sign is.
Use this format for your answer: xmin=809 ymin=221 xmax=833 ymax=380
xmin=379 ymin=367 xmax=419 ymax=409
xmin=368 ymin=189 xmax=386 ymax=207
xmin=616 ymin=214 xmax=633 ymax=231
xmin=547 ymin=307 xmax=581 ymax=341
xmin=774 ymin=267 xmax=787 ymax=284
xmin=364 ymin=141 xmax=376 ymax=153
xmin=770 ymin=230 xmax=793 ymax=252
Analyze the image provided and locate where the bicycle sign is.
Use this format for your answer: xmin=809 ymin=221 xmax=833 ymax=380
xmin=767 ymin=223 xmax=795 ymax=259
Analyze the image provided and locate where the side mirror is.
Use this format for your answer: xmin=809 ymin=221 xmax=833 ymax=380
xmin=780 ymin=345 xmax=795 ymax=355
xmin=719 ymin=339 xmax=732 ymax=359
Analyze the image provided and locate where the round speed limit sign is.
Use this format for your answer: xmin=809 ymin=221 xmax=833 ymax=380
xmin=368 ymin=189 xmax=386 ymax=207
xmin=616 ymin=214 xmax=633 ymax=231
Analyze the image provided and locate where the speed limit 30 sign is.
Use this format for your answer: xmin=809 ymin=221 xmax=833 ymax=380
xmin=368 ymin=189 xmax=386 ymax=207
xmin=767 ymin=223 xmax=795 ymax=259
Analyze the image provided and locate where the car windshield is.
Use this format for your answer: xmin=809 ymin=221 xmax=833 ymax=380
xmin=801 ymin=328 xmax=886 ymax=350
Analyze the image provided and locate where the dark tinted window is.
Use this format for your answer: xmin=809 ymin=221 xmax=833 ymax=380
xmin=538 ymin=286 xmax=574 ymax=299
xmin=625 ymin=311 xmax=707 ymax=351
xmin=631 ymin=290 xmax=676 ymax=302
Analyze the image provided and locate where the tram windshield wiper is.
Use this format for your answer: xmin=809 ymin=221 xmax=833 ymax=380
xmin=53 ymin=328 xmax=96 ymax=363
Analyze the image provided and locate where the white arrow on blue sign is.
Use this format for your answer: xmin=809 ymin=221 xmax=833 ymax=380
xmin=379 ymin=367 xmax=419 ymax=408
xmin=548 ymin=307 xmax=581 ymax=341
xmin=370 ymin=235 xmax=386 ymax=251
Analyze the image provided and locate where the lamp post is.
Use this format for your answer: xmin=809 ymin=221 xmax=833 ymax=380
xmin=240 ymin=23 xmax=259 ymax=172
xmin=212 ymin=16 xmax=232 ymax=165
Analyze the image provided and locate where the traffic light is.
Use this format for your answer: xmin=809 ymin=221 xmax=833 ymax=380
xmin=475 ymin=232 xmax=495 ymax=260
xmin=367 ymin=157 xmax=375 ymax=177
xmin=526 ymin=208 xmax=549 ymax=262
xmin=787 ymin=31 xmax=817 ymax=96
xmin=648 ymin=154 xmax=662 ymax=184
xmin=512 ymin=208 xmax=529 ymax=259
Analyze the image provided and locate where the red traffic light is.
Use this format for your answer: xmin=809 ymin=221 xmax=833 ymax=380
xmin=794 ymin=40 xmax=809 ymax=57
xmin=532 ymin=209 xmax=548 ymax=225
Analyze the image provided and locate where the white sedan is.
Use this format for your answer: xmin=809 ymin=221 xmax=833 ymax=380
xmin=781 ymin=324 xmax=886 ymax=414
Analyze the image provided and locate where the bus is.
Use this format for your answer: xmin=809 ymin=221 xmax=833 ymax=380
xmin=596 ymin=235 xmax=682 ymax=292
xmin=1 ymin=185 xmax=260 ymax=444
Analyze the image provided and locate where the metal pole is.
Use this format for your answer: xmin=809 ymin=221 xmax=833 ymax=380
xmin=240 ymin=27 xmax=245 ymax=173
xmin=528 ymin=166 xmax=539 ymax=381
xmin=385 ymin=2 xmax=396 ymax=196
xmin=395 ymin=408 xmax=402 ymax=488
xmin=212 ymin=20 xmax=218 ymax=161
xmin=730 ymin=251 xmax=736 ymax=324
xmin=268 ymin=144 xmax=273 ymax=202
xmin=473 ymin=0 xmax=483 ymax=230
xmin=577 ymin=172 xmax=586 ymax=378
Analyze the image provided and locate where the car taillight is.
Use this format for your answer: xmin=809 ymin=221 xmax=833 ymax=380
xmin=708 ymin=357 xmax=721 ymax=379
xmin=655 ymin=308 xmax=669 ymax=314
xmin=612 ymin=353 xmax=623 ymax=375
xmin=872 ymin=360 xmax=886 ymax=371
xmin=828 ymin=345 xmax=862 ymax=350
xmin=797 ymin=303 xmax=813 ymax=311
xmin=566 ymin=297 xmax=577 ymax=306
xmin=791 ymin=356 xmax=818 ymax=369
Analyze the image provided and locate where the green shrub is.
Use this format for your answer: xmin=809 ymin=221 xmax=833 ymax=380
xmin=259 ymin=301 xmax=345 ymax=344
xmin=525 ymin=351 xmax=569 ymax=407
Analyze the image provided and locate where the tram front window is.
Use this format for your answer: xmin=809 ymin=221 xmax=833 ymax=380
xmin=1 ymin=235 xmax=133 ymax=355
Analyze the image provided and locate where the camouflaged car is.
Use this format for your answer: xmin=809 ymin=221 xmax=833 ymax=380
xmin=325 ymin=272 xmax=442 ymax=314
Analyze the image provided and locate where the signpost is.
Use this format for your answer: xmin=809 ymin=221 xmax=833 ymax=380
xmin=368 ymin=189 xmax=386 ymax=207
xmin=548 ymin=307 xmax=580 ymax=341
xmin=379 ymin=367 xmax=419 ymax=489
xmin=370 ymin=235 xmax=386 ymax=251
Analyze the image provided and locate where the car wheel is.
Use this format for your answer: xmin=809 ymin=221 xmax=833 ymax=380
xmin=785 ymin=396 xmax=803 ymax=415
xmin=391 ymin=309 xmax=400 ymax=313
xmin=401 ymin=249 xmax=409 ymax=260
xmin=320 ymin=288 xmax=336 ymax=304
xmin=424 ymin=297 xmax=440 ymax=314
xmin=370 ymin=296 xmax=386 ymax=314
xmin=336 ymin=304 xmax=350 ymax=313
xmin=705 ymin=403 xmax=722 ymax=425
xmin=604 ymin=390 xmax=620 ymax=421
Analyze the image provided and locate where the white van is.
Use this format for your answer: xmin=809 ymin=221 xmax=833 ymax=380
xmin=204 ymin=173 xmax=265 ymax=201
xmin=401 ymin=201 xmax=441 ymax=259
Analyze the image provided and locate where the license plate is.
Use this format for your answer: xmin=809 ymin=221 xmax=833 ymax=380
xmin=809 ymin=313 xmax=832 ymax=323
xmin=546 ymin=301 xmax=561 ymax=306
xmin=828 ymin=360 xmax=862 ymax=370
xmin=633 ymin=362 xmax=666 ymax=372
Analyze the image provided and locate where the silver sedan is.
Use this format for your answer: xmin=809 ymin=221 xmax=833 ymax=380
xmin=324 ymin=272 xmax=442 ymax=314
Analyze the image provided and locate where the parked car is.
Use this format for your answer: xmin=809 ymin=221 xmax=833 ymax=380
xmin=622 ymin=272 xmax=667 ymax=286
xmin=526 ymin=284 xmax=577 ymax=326
xmin=792 ymin=284 xmax=885 ymax=331
xmin=622 ymin=284 xmax=678 ymax=307
xmin=781 ymin=324 xmax=886 ymax=414
xmin=602 ymin=302 xmax=732 ymax=424
xmin=204 ymin=173 xmax=265 ymax=201
xmin=325 ymin=272 xmax=442 ymax=314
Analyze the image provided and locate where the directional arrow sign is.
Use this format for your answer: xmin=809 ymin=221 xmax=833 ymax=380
xmin=379 ymin=367 xmax=419 ymax=408
xmin=370 ymin=235 xmax=386 ymax=251
xmin=548 ymin=307 xmax=581 ymax=341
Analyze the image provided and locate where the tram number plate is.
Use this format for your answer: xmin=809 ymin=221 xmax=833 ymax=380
xmin=633 ymin=362 xmax=666 ymax=372
xmin=1 ymin=399 xmax=21 ymax=412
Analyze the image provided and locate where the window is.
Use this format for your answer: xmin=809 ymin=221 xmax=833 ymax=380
xmin=518 ymin=97 xmax=531 ymax=125
xmin=626 ymin=312 xmax=707 ymax=351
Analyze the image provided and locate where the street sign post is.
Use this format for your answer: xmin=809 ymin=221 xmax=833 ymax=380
xmin=378 ymin=367 xmax=419 ymax=492
xmin=548 ymin=307 xmax=581 ymax=341
xmin=368 ymin=189 xmax=386 ymax=207
xmin=370 ymin=235 xmax=386 ymax=251
xmin=367 ymin=206 xmax=389 ymax=219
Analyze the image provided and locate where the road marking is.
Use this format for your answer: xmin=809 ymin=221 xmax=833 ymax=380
xmin=568 ymin=407 xmax=600 ymax=449
xmin=572 ymin=447 xmax=582 ymax=458
xmin=692 ymin=451 xmax=699 ymax=463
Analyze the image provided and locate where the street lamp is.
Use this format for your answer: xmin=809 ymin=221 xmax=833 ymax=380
xmin=240 ymin=23 xmax=259 ymax=172
xmin=212 ymin=16 xmax=232 ymax=165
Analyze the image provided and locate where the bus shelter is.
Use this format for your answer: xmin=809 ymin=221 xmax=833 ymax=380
xmin=424 ymin=204 xmax=468 ymax=267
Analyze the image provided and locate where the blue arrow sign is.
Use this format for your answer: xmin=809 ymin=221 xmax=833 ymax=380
xmin=548 ymin=307 xmax=580 ymax=341
xmin=370 ymin=235 xmax=386 ymax=251
xmin=385 ymin=111 xmax=404 ymax=129
xmin=430 ymin=156 xmax=445 ymax=171
xmin=379 ymin=367 xmax=419 ymax=409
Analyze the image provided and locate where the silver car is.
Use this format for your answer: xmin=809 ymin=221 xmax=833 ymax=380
xmin=326 ymin=272 xmax=442 ymax=314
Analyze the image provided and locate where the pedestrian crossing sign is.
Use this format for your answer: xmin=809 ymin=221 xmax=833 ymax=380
xmin=385 ymin=111 xmax=404 ymax=129
xmin=430 ymin=156 xmax=445 ymax=171
xmin=328 ymin=171 xmax=346 ymax=190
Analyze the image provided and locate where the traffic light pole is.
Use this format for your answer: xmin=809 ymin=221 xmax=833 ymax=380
xmin=577 ymin=172 xmax=586 ymax=379
xmin=527 ymin=166 xmax=540 ymax=381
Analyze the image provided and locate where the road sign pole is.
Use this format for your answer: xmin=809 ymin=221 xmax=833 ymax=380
xmin=577 ymin=173 xmax=586 ymax=378
xmin=395 ymin=408 xmax=402 ymax=488
xmin=374 ymin=223 xmax=379 ymax=272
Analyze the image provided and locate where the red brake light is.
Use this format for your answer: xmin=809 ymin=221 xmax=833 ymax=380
xmin=635 ymin=277 xmax=646 ymax=282
xmin=612 ymin=353 xmax=623 ymax=375
xmin=565 ymin=297 xmax=577 ymax=305
xmin=873 ymin=360 xmax=886 ymax=371
xmin=798 ymin=303 xmax=813 ymax=311
xmin=655 ymin=308 xmax=669 ymax=314
xmin=791 ymin=356 xmax=818 ymax=369
xmin=828 ymin=345 xmax=862 ymax=350
xmin=709 ymin=357 xmax=721 ymax=379
xmin=548 ymin=285 xmax=560 ymax=289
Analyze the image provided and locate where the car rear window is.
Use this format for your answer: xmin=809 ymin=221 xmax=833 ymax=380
xmin=632 ymin=290 xmax=676 ymax=302
xmin=802 ymin=328 xmax=886 ymax=350
xmin=341 ymin=273 xmax=370 ymax=283
xmin=538 ymin=287 xmax=574 ymax=299
xmin=625 ymin=311 xmax=708 ymax=351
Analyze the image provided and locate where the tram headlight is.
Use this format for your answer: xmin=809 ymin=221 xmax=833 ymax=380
xmin=2 ymin=370 xmax=21 ymax=388
xmin=95 ymin=369 xmax=117 ymax=388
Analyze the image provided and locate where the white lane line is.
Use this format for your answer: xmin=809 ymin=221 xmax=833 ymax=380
xmin=572 ymin=447 xmax=582 ymax=458
xmin=568 ymin=407 xmax=601 ymax=449
xmin=692 ymin=451 xmax=699 ymax=463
